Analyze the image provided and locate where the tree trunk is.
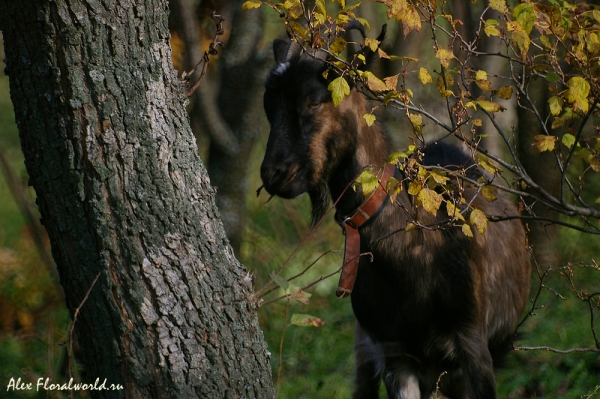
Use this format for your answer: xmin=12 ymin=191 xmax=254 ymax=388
xmin=0 ymin=1 xmax=274 ymax=398
xmin=517 ymin=77 xmax=559 ymax=266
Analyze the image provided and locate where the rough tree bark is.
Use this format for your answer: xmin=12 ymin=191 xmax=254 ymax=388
xmin=0 ymin=0 xmax=274 ymax=398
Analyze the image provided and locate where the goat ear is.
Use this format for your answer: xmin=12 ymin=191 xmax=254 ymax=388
xmin=273 ymin=39 xmax=289 ymax=64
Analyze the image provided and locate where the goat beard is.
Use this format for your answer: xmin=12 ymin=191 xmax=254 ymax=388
xmin=309 ymin=182 xmax=330 ymax=228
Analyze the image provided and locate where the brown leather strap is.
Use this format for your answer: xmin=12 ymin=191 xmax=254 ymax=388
xmin=336 ymin=163 xmax=396 ymax=298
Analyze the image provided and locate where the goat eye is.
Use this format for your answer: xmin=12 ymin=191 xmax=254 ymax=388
xmin=308 ymin=103 xmax=321 ymax=110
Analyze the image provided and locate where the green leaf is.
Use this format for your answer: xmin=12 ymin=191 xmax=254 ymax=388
xmin=242 ymin=0 xmax=261 ymax=10
xmin=353 ymin=170 xmax=378 ymax=196
xmin=545 ymin=72 xmax=560 ymax=82
xmin=513 ymin=3 xmax=535 ymax=34
xmin=489 ymin=0 xmax=508 ymax=13
xmin=387 ymin=152 xmax=408 ymax=163
xmin=328 ymin=77 xmax=350 ymax=107
xmin=532 ymin=135 xmax=557 ymax=152
xmin=270 ymin=272 xmax=289 ymax=290
xmin=470 ymin=208 xmax=488 ymax=235
xmin=417 ymin=188 xmax=443 ymax=216
xmin=290 ymin=314 xmax=325 ymax=327
xmin=364 ymin=113 xmax=376 ymax=127
xmin=561 ymin=133 xmax=576 ymax=149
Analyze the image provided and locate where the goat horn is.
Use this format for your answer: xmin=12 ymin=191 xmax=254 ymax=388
xmin=283 ymin=41 xmax=302 ymax=62
xmin=344 ymin=20 xmax=366 ymax=39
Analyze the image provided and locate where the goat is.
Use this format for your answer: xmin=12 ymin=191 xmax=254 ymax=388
xmin=259 ymin=36 xmax=531 ymax=399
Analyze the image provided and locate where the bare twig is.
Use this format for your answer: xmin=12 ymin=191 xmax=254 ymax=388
xmin=0 ymin=146 xmax=58 ymax=280
xmin=183 ymin=11 xmax=225 ymax=96
xmin=67 ymin=272 xmax=101 ymax=398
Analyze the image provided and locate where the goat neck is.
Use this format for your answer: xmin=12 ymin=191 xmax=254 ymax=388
xmin=328 ymin=90 xmax=390 ymax=218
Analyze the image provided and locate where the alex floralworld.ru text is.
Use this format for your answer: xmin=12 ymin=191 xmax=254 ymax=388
xmin=7 ymin=377 xmax=124 ymax=391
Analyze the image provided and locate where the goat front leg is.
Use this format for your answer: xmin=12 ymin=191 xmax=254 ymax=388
xmin=456 ymin=330 xmax=497 ymax=399
xmin=381 ymin=355 xmax=421 ymax=399
xmin=353 ymin=324 xmax=382 ymax=399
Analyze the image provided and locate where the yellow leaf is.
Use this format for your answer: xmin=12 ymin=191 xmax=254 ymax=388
xmin=507 ymin=21 xmax=530 ymax=58
xmin=386 ymin=176 xmax=402 ymax=203
xmin=417 ymin=188 xmax=443 ymax=216
xmin=408 ymin=113 xmax=423 ymax=136
xmin=362 ymin=71 xmax=389 ymax=92
xmin=497 ymin=86 xmax=513 ymax=100
xmin=489 ymin=0 xmax=508 ymax=14
xmin=476 ymin=153 xmax=502 ymax=174
xmin=419 ymin=67 xmax=433 ymax=85
xmin=475 ymin=70 xmax=488 ymax=80
xmin=551 ymin=117 xmax=564 ymax=129
xmin=405 ymin=222 xmax=417 ymax=232
xmin=384 ymin=74 xmax=399 ymax=91
xmin=472 ymin=118 xmax=483 ymax=126
xmin=548 ymin=96 xmax=563 ymax=116
xmin=470 ymin=208 xmax=488 ymax=234
xmin=477 ymin=100 xmax=505 ymax=113
xmin=353 ymin=170 xmax=378 ymax=196
xmin=566 ymin=77 xmax=590 ymax=114
xmin=314 ymin=0 xmax=326 ymax=15
xmin=481 ymin=185 xmax=498 ymax=202
xmin=282 ymin=0 xmax=303 ymax=19
xmin=364 ymin=38 xmax=380 ymax=52
xmin=364 ymin=113 xmax=376 ymax=127
xmin=436 ymin=75 xmax=454 ymax=99
xmin=329 ymin=37 xmax=347 ymax=54
xmin=378 ymin=48 xmax=390 ymax=59
xmin=328 ymin=77 xmax=350 ymax=107
xmin=532 ymin=135 xmax=557 ymax=152
xmin=484 ymin=19 xmax=501 ymax=37
xmin=398 ymin=5 xmax=421 ymax=37
xmin=462 ymin=223 xmax=473 ymax=237
xmin=446 ymin=200 xmax=465 ymax=222
xmin=476 ymin=79 xmax=493 ymax=92
xmin=436 ymin=48 xmax=455 ymax=68
xmin=242 ymin=0 xmax=262 ymax=10
xmin=408 ymin=180 xmax=422 ymax=196
xmin=430 ymin=170 xmax=449 ymax=185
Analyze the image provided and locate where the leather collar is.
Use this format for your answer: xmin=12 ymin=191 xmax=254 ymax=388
xmin=335 ymin=163 xmax=396 ymax=298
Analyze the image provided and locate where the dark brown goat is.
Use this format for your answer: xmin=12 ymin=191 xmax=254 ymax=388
xmin=260 ymin=39 xmax=531 ymax=399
